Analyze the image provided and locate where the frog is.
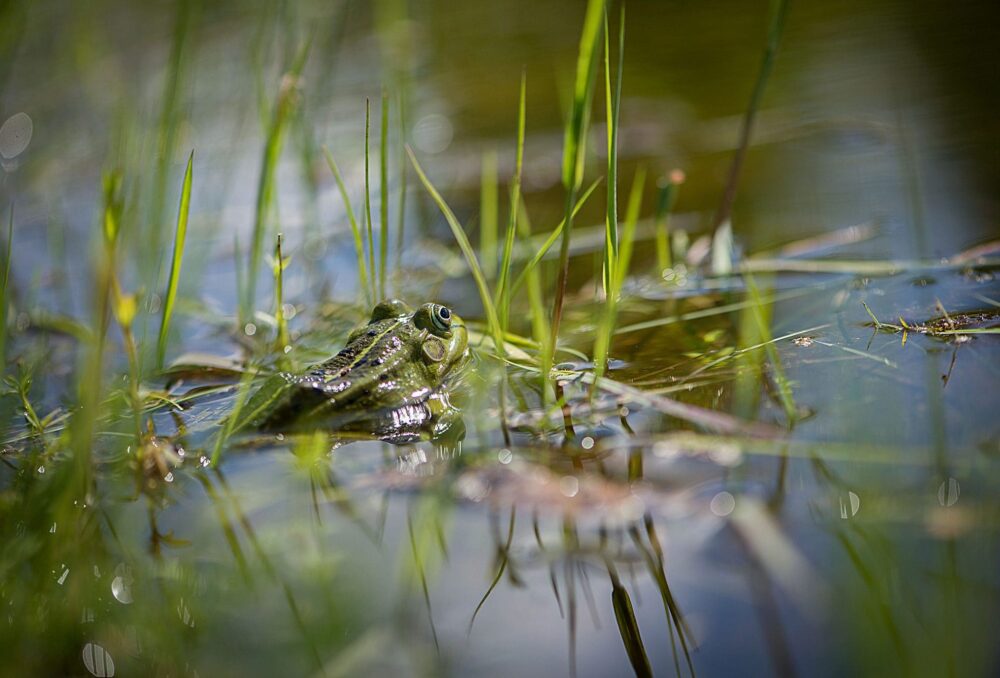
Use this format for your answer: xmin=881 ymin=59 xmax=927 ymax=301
xmin=237 ymin=299 xmax=471 ymax=441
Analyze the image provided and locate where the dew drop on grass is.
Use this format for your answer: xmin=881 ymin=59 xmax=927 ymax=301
xmin=559 ymin=476 xmax=579 ymax=498
xmin=938 ymin=478 xmax=960 ymax=507
xmin=710 ymin=491 xmax=736 ymax=517
xmin=0 ymin=112 xmax=32 ymax=159
xmin=82 ymin=642 xmax=115 ymax=677
xmin=111 ymin=576 xmax=133 ymax=605
xmin=839 ymin=491 xmax=860 ymax=518
xmin=498 ymin=448 xmax=513 ymax=464
xmin=581 ymin=436 xmax=595 ymax=450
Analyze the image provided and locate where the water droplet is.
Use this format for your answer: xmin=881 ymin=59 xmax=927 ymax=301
xmin=49 ymin=522 xmax=57 ymax=533
xmin=111 ymin=576 xmax=133 ymax=604
xmin=497 ymin=448 xmax=513 ymax=465
xmin=0 ymin=112 xmax=33 ymax=160
xmin=412 ymin=113 xmax=453 ymax=154
xmin=57 ymin=567 xmax=69 ymax=585
xmin=839 ymin=491 xmax=861 ymax=519
xmin=37 ymin=465 xmax=45 ymax=474
xmin=198 ymin=456 xmax=211 ymax=468
xmin=559 ymin=476 xmax=579 ymax=498
xmin=710 ymin=491 xmax=736 ymax=517
xmin=244 ymin=322 xmax=257 ymax=336
xmin=938 ymin=478 xmax=960 ymax=507
xmin=581 ymin=436 xmax=595 ymax=450
xmin=283 ymin=345 xmax=292 ymax=354
xmin=164 ymin=472 xmax=174 ymax=483
xmin=82 ymin=642 xmax=115 ymax=677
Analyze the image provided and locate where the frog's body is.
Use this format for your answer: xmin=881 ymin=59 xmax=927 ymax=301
xmin=242 ymin=300 xmax=470 ymax=440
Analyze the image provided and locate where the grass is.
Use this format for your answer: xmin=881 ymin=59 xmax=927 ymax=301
xmin=480 ymin=149 xmax=499 ymax=281
xmin=407 ymin=146 xmax=504 ymax=355
xmin=379 ymin=90 xmax=390 ymax=300
xmin=495 ymin=71 xmax=527 ymax=331
xmin=156 ymin=150 xmax=194 ymax=369
xmin=602 ymin=5 xmax=623 ymax=298
xmin=548 ymin=0 xmax=606 ymax=383
xmin=323 ymin=146 xmax=372 ymax=304
xmin=592 ymin=166 xmax=645 ymax=384
xmin=243 ymin=37 xmax=311 ymax=323
xmin=6 ymin=3 xmax=996 ymax=676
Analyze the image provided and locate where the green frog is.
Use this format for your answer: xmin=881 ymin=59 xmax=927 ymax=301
xmin=239 ymin=299 xmax=471 ymax=441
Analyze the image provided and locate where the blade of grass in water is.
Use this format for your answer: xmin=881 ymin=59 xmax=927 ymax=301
xmin=323 ymin=146 xmax=371 ymax=305
xmin=602 ymin=5 xmax=624 ymax=298
xmin=480 ymin=149 xmax=499 ymax=281
xmin=0 ymin=204 xmax=12 ymax=377
xmin=379 ymin=89 xmax=390 ymax=300
xmin=157 ymin=150 xmax=193 ymax=370
xmin=496 ymin=71 xmax=526 ymax=328
xmin=712 ymin=0 xmax=789 ymax=232
xmin=509 ymin=178 xmax=602 ymax=297
xmin=516 ymin=203 xmax=551 ymax=361
xmin=273 ymin=233 xmax=290 ymax=352
xmin=244 ymin=37 xmax=311 ymax=322
xmin=746 ymin=273 xmax=798 ymax=424
xmin=407 ymin=146 xmax=503 ymax=356
xmin=549 ymin=0 xmax=606 ymax=385
xmin=593 ymin=167 xmax=645 ymax=384
xmin=395 ymin=92 xmax=408 ymax=274
xmin=364 ymin=98 xmax=378 ymax=302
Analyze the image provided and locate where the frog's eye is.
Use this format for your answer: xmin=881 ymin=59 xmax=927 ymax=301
xmin=370 ymin=299 xmax=411 ymax=323
xmin=431 ymin=305 xmax=452 ymax=332
xmin=414 ymin=303 xmax=453 ymax=335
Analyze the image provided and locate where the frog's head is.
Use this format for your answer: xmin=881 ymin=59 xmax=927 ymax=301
xmin=412 ymin=302 xmax=470 ymax=381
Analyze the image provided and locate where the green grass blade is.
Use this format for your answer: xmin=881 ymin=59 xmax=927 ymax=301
xmin=379 ymin=89 xmax=390 ymax=300
xmin=364 ymin=98 xmax=378 ymax=303
xmin=395 ymin=92 xmax=408 ymax=273
xmin=593 ymin=167 xmax=645 ymax=383
xmin=711 ymin=0 xmax=789 ymax=232
xmin=549 ymin=0 xmax=606 ymax=380
xmin=602 ymin=6 xmax=624 ymax=298
xmin=157 ymin=150 xmax=193 ymax=369
xmin=509 ymin=178 xmax=601 ymax=297
xmin=245 ymin=36 xmax=311 ymax=322
xmin=479 ymin=149 xmax=499 ymax=280
xmin=496 ymin=71 xmax=527 ymax=328
xmin=323 ymin=146 xmax=371 ymax=306
xmin=406 ymin=146 xmax=503 ymax=354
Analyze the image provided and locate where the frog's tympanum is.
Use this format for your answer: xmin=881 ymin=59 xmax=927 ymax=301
xmin=242 ymin=300 xmax=470 ymax=441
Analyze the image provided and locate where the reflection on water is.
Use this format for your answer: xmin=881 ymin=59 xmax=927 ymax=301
xmin=1 ymin=0 xmax=1000 ymax=676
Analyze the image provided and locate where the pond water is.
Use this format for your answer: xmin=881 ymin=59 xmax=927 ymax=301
xmin=1 ymin=1 xmax=998 ymax=676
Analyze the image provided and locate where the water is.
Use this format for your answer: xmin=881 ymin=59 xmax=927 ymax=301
xmin=1 ymin=0 xmax=999 ymax=676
